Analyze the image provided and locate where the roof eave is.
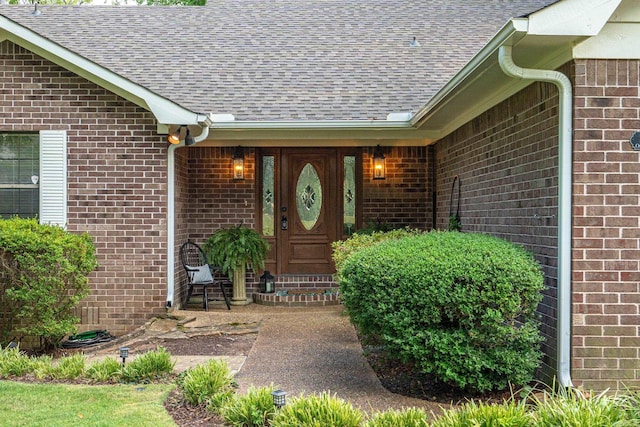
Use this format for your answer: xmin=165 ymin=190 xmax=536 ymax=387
xmin=0 ymin=15 xmax=200 ymax=126
xmin=410 ymin=0 xmax=623 ymax=138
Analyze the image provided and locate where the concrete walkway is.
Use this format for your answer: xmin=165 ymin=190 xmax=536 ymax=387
xmin=87 ymin=304 xmax=443 ymax=416
xmin=233 ymin=305 xmax=441 ymax=415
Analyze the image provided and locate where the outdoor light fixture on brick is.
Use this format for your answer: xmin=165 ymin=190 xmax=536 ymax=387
xmin=167 ymin=125 xmax=185 ymax=145
xmin=272 ymin=389 xmax=287 ymax=408
xmin=119 ymin=347 xmax=129 ymax=367
xmin=259 ymin=270 xmax=275 ymax=293
xmin=233 ymin=146 xmax=245 ymax=180
xmin=373 ymin=145 xmax=386 ymax=180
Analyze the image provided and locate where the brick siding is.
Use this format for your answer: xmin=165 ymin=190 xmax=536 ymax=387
xmin=175 ymin=145 xmax=431 ymax=304
xmin=434 ymin=78 xmax=561 ymax=383
xmin=363 ymin=145 xmax=431 ymax=230
xmin=1 ymin=41 xmax=167 ymax=337
xmin=572 ymin=59 xmax=640 ymax=390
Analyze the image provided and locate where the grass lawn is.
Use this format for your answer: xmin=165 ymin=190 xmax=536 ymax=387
xmin=0 ymin=381 xmax=177 ymax=427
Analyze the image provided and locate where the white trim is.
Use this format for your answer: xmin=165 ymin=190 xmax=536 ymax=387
xmin=0 ymin=16 xmax=199 ymax=126
xmin=209 ymin=120 xmax=415 ymax=130
xmin=410 ymin=19 xmax=529 ymax=128
xmin=39 ymin=130 xmax=67 ymax=228
xmin=527 ymin=0 xmax=622 ymax=36
xmin=573 ymin=23 xmax=640 ymax=58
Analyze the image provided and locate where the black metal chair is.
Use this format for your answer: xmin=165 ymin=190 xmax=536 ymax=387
xmin=179 ymin=241 xmax=231 ymax=310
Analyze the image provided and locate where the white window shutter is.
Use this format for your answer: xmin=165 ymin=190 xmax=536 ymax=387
xmin=39 ymin=131 xmax=67 ymax=227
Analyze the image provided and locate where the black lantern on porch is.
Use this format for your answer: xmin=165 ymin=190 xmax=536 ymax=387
xmin=259 ymin=270 xmax=275 ymax=293
xmin=373 ymin=145 xmax=386 ymax=180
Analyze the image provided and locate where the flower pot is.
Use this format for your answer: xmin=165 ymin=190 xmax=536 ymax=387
xmin=230 ymin=264 xmax=251 ymax=305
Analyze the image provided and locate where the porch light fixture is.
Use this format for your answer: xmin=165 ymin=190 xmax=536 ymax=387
xmin=233 ymin=146 xmax=245 ymax=180
xmin=272 ymin=389 xmax=287 ymax=408
xmin=184 ymin=128 xmax=196 ymax=146
xmin=167 ymin=125 xmax=185 ymax=145
xmin=119 ymin=347 xmax=129 ymax=368
xmin=373 ymin=145 xmax=386 ymax=180
xmin=259 ymin=270 xmax=275 ymax=293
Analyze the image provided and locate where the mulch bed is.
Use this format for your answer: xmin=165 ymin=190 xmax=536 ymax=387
xmin=363 ymin=345 xmax=516 ymax=405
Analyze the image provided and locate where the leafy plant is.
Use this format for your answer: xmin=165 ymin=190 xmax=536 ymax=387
xmin=530 ymin=388 xmax=633 ymax=426
xmin=32 ymin=355 xmax=54 ymax=380
xmin=86 ymin=356 xmax=123 ymax=382
xmin=432 ymin=399 xmax=531 ymax=427
xmin=122 ymin=347 xmax=175 ymax=383
xmin=364 ymin=407 xmax=430 ymax=427
xmin=270 ymin=391 xmax=363 ymax=427
xmin=0 ymin=345 xmax=35 ymax=378
xmin=0 ymin=218 xmax=97 ymax=349
xmin=448 ymin=214 xmax=461 ymax=232
xmin=203 ymin=224 xmax=270 ymax=278
xmin=178 ymin=358 xmax=235 ymax=406
xmin=339 ymin=231 xmax=544 ymax=392
xmin=221 ymin=385 xmax=276 ymax=427
xmin=49 ymin=353 xmax=86 ymax=380
xmin=332 ymin=228 xmax=424 ymax=281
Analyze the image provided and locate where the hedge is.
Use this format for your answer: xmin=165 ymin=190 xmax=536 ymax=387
xmin=0 ymin=218 xmax=97 ymax=348
xmin=338 ymin=231 xmax=545 ymax=392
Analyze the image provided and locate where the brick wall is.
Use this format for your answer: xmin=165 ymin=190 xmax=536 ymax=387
xmin=175 ymin=145 xmax=430 ymax=302
xmin=174 ymin=147 xmax=190 ymax=307
xmin=175 ymin=146 xmax=258 ymax=300
xmin=434 ymin=79 xmax=561 ymax=383
xmin=1 ymin=41 xmax=168 ymax=337
xmin=363 ymin=145 xmax=431 ymax=230
xmin=572 ymin=59 xmax=640 ymax=390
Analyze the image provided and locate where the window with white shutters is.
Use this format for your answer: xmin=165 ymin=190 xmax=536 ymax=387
xmin=0 ymin=131 xmax=67 ymax=227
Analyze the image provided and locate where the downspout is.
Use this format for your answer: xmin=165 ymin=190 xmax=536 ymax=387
xmin=166 ymin=124 xmax=210 ymax=308
xmin=498 ymin=45 xmax=573 ymax=388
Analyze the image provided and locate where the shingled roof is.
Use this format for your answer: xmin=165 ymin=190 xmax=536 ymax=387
xmin=1 ymin=0 xmax=557 ymax=121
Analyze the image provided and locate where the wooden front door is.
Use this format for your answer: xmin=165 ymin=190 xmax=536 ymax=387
xmin=279 ymin=148 xmax=338 ymax=274
xmin=259 ymin=147 xmax=360 ymax=275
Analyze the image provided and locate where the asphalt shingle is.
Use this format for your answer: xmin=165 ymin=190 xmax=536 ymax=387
xmin=1 ymin=0 xmax=557 ymax=121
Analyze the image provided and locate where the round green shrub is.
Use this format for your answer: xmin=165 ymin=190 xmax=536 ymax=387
xmin=0 ymin=218 xmax=97 ymax=348
xmin=332 ymin=228 xmax=424 ymax=280
xmin=339 ymin=231 xmax=544 ymax=392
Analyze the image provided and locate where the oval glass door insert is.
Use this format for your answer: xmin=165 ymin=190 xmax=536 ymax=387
xmin=296 ymin=163 xmax=322 ymax=230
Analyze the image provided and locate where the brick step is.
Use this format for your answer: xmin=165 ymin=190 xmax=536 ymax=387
xmin=253 ymin=288 xmax=340 ymax=307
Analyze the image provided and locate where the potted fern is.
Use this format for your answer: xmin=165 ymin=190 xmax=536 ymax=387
xmin=203 ymin=224 xmax=270 ymax=305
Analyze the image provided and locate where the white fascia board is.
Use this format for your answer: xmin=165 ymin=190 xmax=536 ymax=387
xmin=574 ymin=22 xmax=640 ymax=59
xmin=410 ymin=19 xmax=529 ymax=129
xmin=0 ymin=16 xmax=199 ymax=125
xmin=527 ymin=0 xmax=622 ymax=36
xmin=205 ymin=120 xmax=433 ymax=141
xmin=209 ymin=120 xmax=414 ymax=130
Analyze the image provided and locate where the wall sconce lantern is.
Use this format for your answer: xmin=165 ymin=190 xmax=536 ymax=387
xmin=233 ymin=146 xmax=245 ymax=180
xmin=272 ymin=389 xmax=287 ymax=408
xmin=119 ymin=347 xmax=129 ymax=368
xmin=373 ymin=145 xmax=386 ymax=180
xmin=259 ymin=270 xmax=275 ymax=293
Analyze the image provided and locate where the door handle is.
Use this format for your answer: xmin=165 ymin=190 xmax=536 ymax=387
xmin=281 ymin=215 xmax=288 ymax=230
